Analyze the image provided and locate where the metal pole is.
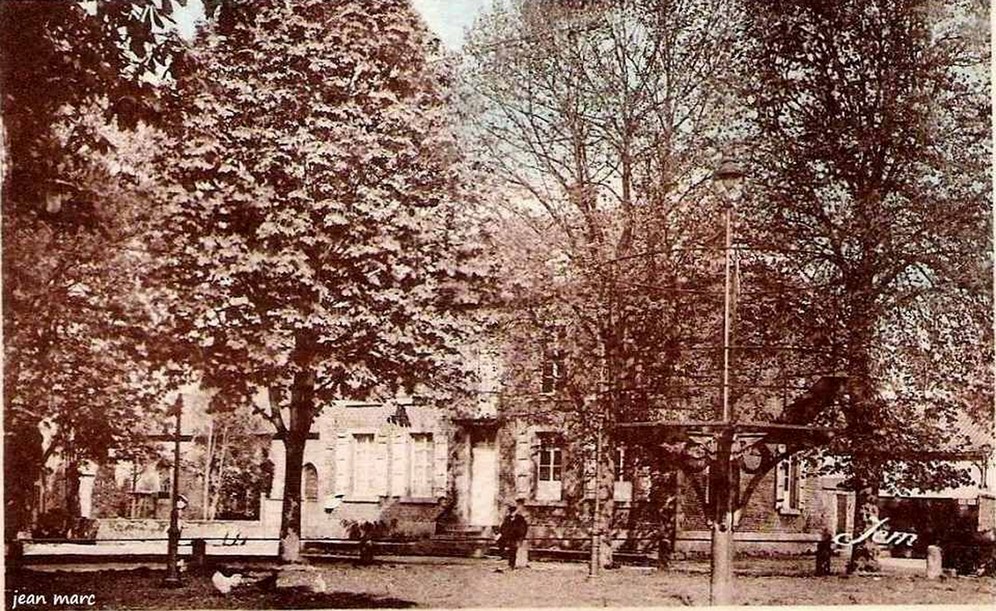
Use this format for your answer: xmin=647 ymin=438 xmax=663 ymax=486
xmin=709 ymin=431 xmax=735 ymax=606
xmin=709 ymin=202 xmax=736 ymax=605
xmin=589 ymin=415 xmax=602 ymax=577
xmin=163 ymin=395 xmax=183 ymax=587
xmin=721 ymin=205 xmax=733 ymax=423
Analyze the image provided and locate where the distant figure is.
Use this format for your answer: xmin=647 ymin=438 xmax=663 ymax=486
xmin=497 ymin=506 xmax=514 ymax=554
xmin=497 ymin=501 xmax=529 ymax=569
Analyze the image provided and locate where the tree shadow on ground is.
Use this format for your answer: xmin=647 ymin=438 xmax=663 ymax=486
xmin=6 ymin=568 xmax=416 ymax=609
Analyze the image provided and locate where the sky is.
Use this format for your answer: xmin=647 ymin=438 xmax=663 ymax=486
xmin=172 ymin=0 xmax=492 ymax=49
xmin=411 ymin=0 xmax=492 ymax=49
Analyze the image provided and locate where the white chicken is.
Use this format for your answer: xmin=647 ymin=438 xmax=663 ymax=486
xmin=211 ymin=570 xmax=244 ymax=595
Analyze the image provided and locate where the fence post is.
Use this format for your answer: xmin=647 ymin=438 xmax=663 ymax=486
xmin=815 ymin=535 xmax=832 ymax=576
xmin=926 ymin=545 xmax=943 ymax=579
xmin=191 ymin=539 xmax=208 ymax=574
xmin=7 ymin=539 xmax=24 ymax=571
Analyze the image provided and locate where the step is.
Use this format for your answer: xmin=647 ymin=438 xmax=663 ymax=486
xmin=302 ymin=538 xmax=492 ymax=559
xmin=435 ymin=525 xmax=492 ymax=537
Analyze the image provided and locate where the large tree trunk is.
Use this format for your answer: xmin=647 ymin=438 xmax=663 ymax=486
xmin=278 ymin=338 xmax=317 ymax=563
xmin=597 ymin=446 xmax=615 ymax=568
xmin=4 ymin=422 xmax=43 ymax=539
xmin=845 ymin=317 xmax=882 ymax=573
xmin=279 ymin=429 xmax=307 ymax=563
xmin=848 ymin=478 xmax=882 ymax=573
xmin=208 ymin=424 xmax=229 ymax=520
xmin=202 ymin=421 xmax=213 ymax=520
xmin=655 ymin=472 xmax=678 ymax=569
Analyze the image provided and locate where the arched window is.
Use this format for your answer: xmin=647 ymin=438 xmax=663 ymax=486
xmin=302 ymin=463 xmax=319 ymax=502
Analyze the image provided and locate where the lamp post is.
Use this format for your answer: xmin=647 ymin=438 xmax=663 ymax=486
xmin=713 ymin=158 xmax=745 ymax=424
xmin=709 ymin=159 xmax=745 ymax=605
xmin=611 ymin=158 xmax=844 ymax=606
xmin=162 ymin=395 xmax=183 ymax=587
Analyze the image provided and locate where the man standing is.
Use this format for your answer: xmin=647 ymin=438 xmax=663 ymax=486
xmin=498 ymin=500 xmax=529 ymax=569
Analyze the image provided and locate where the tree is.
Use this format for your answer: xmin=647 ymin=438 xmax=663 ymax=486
xmin=2 ymin=105 xmax=180 ymax=536
xmin=191 ymin=404 xmax=270 ymax=520
xmin=152 ymin=0 xmax=495 ymax=562
xmin=1 ymin=0 xmax=192 ymax=537
xmin=463 ymin=0 xmax=746 ymax=566
xmin=739 ymin=0 xmax=991 ymax=571
xmin=1 ymin=0 xmax=186 ymax=212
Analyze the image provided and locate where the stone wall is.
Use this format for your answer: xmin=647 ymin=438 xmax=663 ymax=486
xmin=677 ymin=466 xmax=823 ymax=535
xmin=521 ymin=500 xmax=665 ymax=554
xmin=275 ymin=497 xmax=445 ymax=540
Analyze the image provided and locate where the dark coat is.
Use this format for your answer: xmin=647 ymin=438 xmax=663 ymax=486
xmin=500 ymin=512 xmax=528 ymax=544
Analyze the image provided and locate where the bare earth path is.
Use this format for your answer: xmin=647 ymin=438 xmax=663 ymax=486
xmin=6 ymin=557 xmax=995 ymax=608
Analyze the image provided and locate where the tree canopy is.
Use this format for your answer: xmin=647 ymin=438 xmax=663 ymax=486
xmin=463 ymin=0 xmax=749 ymax=565
xmin=0 ymin=0 xmax=193 ymax=536
xmin=738 ymin=0 xmax=991 ymax=570
xmin=151 ymin=0 xmax=496 ymax=560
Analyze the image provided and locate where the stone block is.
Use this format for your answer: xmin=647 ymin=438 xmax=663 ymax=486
xmin=514 ymin=540 xmax=530 ymax=568
xmin=926 ymin=545 xmax=942 ymax=579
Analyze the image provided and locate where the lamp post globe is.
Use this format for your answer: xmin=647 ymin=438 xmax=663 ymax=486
xmin=712 ymin=159 xmax=745 ymax=204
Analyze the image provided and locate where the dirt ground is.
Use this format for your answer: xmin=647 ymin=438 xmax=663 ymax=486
xmin=6 ymin=557 xmax=996 ymax=608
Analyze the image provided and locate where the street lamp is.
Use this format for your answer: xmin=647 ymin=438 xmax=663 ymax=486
xmin=713 ymin=159 xmax=745 ymax=201
xmin=709 ymin=158 xmax=745 ymax=605
xmin=612 ymin=158 xmax=844 ymax=606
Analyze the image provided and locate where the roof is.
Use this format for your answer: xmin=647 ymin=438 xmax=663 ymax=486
xmin=942 ymin=409 xmax=993 ymax=455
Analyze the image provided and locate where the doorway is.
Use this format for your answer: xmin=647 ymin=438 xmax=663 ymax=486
xmin=469 ymin=432 xmax=498 ymax=526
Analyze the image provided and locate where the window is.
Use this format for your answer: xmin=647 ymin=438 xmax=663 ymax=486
xmin=775 ymin=446 xmax=802 ymax=513
xmin=540 ymin=329 xmax=567 ymax=393
xmin=613 ymin=446 xmax=633 ymax=502
xmin=835 ymin=493 xmax=848 ymax=535
xmin=302 ymin=463 xmax=319 ymax=501
xmin=260 ymin=459 xmax=275 ymax=499
xmin=537 ymin=434 xmax=563 ymax=501
xmin=409 ymin=433 xmax=434 ymax=497
xmin=351 ymin=433 xmax=376 ymax=498
xmin=158 ymin=464 xmax=172 ymax=500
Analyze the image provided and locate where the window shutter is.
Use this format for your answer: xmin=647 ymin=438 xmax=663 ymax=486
xmin=774 ymin=444 xmax=787 ymax=508
xmin=390 ymin=432 xmax=407 ymax=496
xmin=432 ymin=433 xmax=448 ymax=497
xmin=794 ymin=455 xmax=805 ymax=511
xmin=515 ymin=429 xmax=532 ymax=497
xmin=374 ymin=433 xmax=389 ymax=496
xmin=334 ymin=433 xmax=350 ymax=495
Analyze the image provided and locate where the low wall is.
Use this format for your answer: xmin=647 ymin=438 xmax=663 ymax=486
xmin=519 ymin=501 xmax=664 ymax=554
xmin=675 ymin=530 xmax=820 ymax=556
xmin=261 ymin=497 xmax=445 ymax=540
xmin=95 ymin=518 xmax=273 ymax=541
